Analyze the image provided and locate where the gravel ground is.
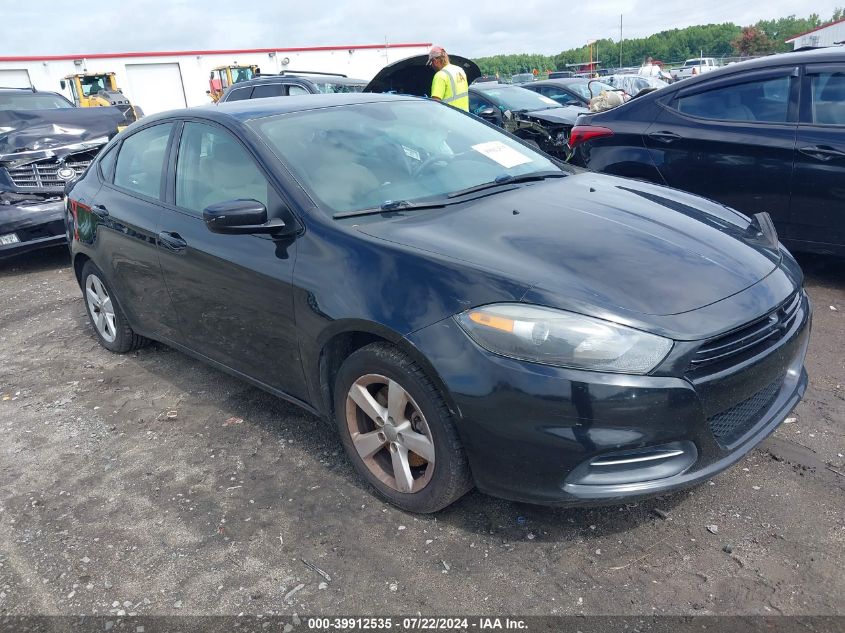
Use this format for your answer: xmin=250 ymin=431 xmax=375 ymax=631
xmin=0 ymin=247 xmax=843 ymax=617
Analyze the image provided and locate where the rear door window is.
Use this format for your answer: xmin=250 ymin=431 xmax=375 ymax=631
xmin=251 ymin=83 xmax=284 ymax=99
xmin=808 ymin=68 xmax=845 ymax=125
xmin=676 ymin=75 xmax=792 ymax=123
xmin=113 ymin=123 xmax=173 ymax=199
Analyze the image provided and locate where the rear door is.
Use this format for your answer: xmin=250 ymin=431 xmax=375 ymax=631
xmin=790 ymin=63 xmax=845 ymax=252
xmin=156 ymin=119 xmax=307 ymax=399
xmin=89 ymin=122 xmax=182 ymax=339
xmin=644 ymin=67 xmax=799 ymax=233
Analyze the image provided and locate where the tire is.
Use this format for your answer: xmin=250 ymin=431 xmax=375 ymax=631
xmin=333 ymin=342 xmax=473 ymax=513
xmin=81 ymin=261 xmax=148 ymax=353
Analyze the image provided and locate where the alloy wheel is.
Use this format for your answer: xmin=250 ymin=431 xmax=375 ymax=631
xmin=85 ymin=274 xmax=117 ymax=343
xmin=345 ymin=374 xmax=436 ymax=493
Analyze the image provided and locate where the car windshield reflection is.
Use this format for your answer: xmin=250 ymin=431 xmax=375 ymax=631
xmin=249 ymin=100 xmax=562 ymax=215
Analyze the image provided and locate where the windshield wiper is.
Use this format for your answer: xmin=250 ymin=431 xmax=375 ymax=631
xmin=447 ymin=171 xmax=565 ymax=199
xmin=333 ymin=199 xmax=448 ymax=219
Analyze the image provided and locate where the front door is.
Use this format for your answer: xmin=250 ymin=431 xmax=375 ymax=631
xmin=157 ymin=120 xmax=306 ymax=399
xmin=790 ymin=63 xmax=845 ymax=252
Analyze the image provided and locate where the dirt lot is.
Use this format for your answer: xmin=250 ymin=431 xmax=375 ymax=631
xmin=0 ymin=247 xmax=843 ymax=618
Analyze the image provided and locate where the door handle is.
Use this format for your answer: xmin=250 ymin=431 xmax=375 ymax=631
xmin=158 ymin=231 xmax=187 ymax=252
xmin=648 ymin=131 xmax=682 ymax=143
xmin=798 ymin=145 xmax=845 ymax=161
xmin=91 ymin=204 xmax=109 ymax=219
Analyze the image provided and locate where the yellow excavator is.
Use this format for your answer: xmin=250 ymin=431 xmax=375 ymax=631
xmin=60 ymin=72 xmax=143 ymax=124
xmin=208 ymin=64 xmax=260 ymax=102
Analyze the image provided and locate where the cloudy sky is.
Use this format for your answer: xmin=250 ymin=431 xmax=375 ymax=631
xmin=4 ymin=0 xmax=842 ymax=58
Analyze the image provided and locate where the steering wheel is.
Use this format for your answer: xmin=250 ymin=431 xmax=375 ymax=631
xmin=411 ymin=153 xmax=454 ymax=177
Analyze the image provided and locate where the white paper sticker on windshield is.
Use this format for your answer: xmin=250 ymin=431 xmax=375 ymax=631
xmin=471 ymin=141 xmax=533 ymax=169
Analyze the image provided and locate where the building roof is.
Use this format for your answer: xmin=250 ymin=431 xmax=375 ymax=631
xmin=0 ymin=43 xmax=431 ymax=63
xmin=785 ymin=18 xmax=845 ymax=43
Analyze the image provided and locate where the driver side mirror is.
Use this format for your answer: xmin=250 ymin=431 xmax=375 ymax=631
xmin=60 ymin=80 xmax=66 ymax=90
xmin=203 ymin=199 xmax=289 ymax=235
xmin=477 ymin=106 xmax=501 ymax=125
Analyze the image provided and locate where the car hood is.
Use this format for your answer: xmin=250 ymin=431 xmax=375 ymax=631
xmin=364 ymin=54 xmax=481 ymax=96
xmin=519 ymin=106 xmax=588 ymax=125
xmin=0 ymin=107 xmax=125 ymax=168
xmin=355 ymin=172 xmax=781 ymax=319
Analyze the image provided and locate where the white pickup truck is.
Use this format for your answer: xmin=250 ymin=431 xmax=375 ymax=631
xmin=673 ymin=58 xmax=719 ymax=80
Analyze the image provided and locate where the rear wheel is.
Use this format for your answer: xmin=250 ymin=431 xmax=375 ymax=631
xmin=334 ymin=343 xmax=472 ymax=513
xmin=81 ymin=261 xmax=148 ymax=353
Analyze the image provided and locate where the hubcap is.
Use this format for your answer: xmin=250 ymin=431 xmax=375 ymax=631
xmin=345 ymin=374 xmax=435 ymax=494
xmin=85 ymin=274 xmax=117 ymax=343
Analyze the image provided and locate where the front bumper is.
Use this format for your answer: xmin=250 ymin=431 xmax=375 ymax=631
xmin=406 ymin=292 xmax=811 ymax=506
xmin=0 ymin=197 xmax=66 ymax=259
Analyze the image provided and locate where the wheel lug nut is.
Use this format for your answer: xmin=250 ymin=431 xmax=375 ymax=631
xmin=378 ymin=432 xmax=386 ymax=442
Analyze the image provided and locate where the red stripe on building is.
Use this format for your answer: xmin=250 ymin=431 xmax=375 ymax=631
xmin=0 ymin=43 xmax=433 ymax=63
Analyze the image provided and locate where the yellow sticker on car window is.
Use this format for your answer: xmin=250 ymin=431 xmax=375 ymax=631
xmin=471 ymin=141 xmax=533 ymax=169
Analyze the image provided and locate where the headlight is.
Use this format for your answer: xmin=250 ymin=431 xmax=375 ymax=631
xmin=455 ymin=303 xmax=673 ymax=374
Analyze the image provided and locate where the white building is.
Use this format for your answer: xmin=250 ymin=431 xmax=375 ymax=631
xmin=786 ymin=18 xmax=845 ymax=50
xmin=0 ymin=42 xmax=431 ymax=114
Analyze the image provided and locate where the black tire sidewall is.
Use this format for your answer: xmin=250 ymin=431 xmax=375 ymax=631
xmin=334 ymin=344 xmax=467 ymax=513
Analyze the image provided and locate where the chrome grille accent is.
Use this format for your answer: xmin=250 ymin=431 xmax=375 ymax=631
xmin=688 ymin=292 xmax=801 ymax=376
xmin=5 ymin=152 xmax=97 ymax=190
xmin=707 ymin=379 xmax=781 ymax=448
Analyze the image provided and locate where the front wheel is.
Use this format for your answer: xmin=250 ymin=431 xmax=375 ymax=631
xmin=334 ymin=343 xmax=473 ymax=513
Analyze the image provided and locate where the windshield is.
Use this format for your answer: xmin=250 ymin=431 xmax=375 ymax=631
xmin=475 ymin=86 xmax=559 ymax=111
xmin=249 ymin=99 xmax=562 ymax=215
xmin=0 ymin=92 xmax=73 ymax=110
xmin=312 ymin=81 xmax=366 ymax=94
xmin=568 ymin=81 xmax=615 ymax=99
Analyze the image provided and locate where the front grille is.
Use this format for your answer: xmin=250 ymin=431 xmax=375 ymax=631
xmin=688 ymin=292 xmax=802 ymax=376
xmin=6 ymin=151 xmax=97 ymax=190
xmin=707 ymin=379 xmax=781 ymax=448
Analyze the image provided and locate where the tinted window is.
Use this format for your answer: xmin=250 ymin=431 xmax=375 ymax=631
xmin=287 ymin=84 xmax=310 ymax=96
xmin=251 ymin=83 xmax=284 ymax=99
xmin=538 ymin=87 xmax=578 ymax=105
xmin=225 ymin=87 xmax=253 ymax=102
xmin=175 ymin=122 xmax=269 ymax=214
xmin=98 ymin=144 xmax=118 ymax=182
xmin=676 ymin=76 xmax=791 ymax=122
xmin=113 ymin=123 xmax=173 ymax=199
xmin=810 ymin=69 xmax=845 ymax=125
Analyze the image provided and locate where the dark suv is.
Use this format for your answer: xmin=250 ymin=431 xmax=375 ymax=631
xmin=219 ymin=72 xmax=367 ymax=103
xmin=0 ymin=88 xmax=124 ymax=258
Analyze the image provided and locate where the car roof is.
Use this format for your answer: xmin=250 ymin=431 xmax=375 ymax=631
xmin=231 ymin=74 xmax=366 ymax=88
xmin=678 ymin=46 xmax=845 ymax=88
xmin=148 ymin=92 xmax=421 ymax=124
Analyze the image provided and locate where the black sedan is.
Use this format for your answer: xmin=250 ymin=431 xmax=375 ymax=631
xmin=523 ymin=78 xmax=617 ymax=107
xmin=569 ymin=46 xmax=845 ymax=257
xmin=66 ymin=93 xmax=810 ymax=512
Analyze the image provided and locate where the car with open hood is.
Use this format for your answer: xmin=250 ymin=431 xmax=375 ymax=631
xmin=0 ymin=87 xmax=125 ymax=258
xmin=364 ymin=55 xmax=588 ymax=158
xmin=65 ymin=93 xmax=810 ymax=512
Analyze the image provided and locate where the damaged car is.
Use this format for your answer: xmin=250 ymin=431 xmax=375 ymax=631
xmin=468 ymin=83 xmax=589 ymax=157
xmin=0 ymin=87 xmax=125 ymax=258
xmin=364 ymin=55 xmax=587 ymax=158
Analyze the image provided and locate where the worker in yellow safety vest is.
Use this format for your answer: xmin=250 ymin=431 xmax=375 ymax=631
xmin=427 ymin=46 xmax=469 ymax=112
